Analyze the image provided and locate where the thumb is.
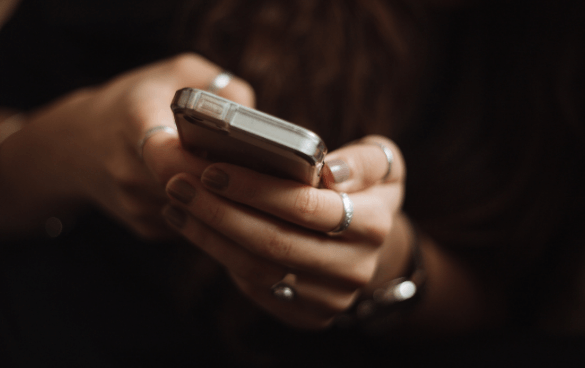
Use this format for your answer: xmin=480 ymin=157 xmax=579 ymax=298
xmin=322 ymin=135 xmax=405 ymax=193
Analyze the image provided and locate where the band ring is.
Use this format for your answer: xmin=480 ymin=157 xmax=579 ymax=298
xmin=207 ymin=71 xmax=233 ymax=94
xmin=369 ymin=142 xmax=394 ymax=181
xmin=271 ymin=282 xmax=296 ymax=302
xmin=329 ymin=192 xmax=354 ymax=235
xmin=137 ymin=126 xmax=177 ymax=159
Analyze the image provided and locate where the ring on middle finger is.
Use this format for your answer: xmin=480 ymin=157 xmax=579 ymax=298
xmin=207 ymin=71 xmax=233 ymax=95
xmin=328 ymin=192 xmax=354 ymax=235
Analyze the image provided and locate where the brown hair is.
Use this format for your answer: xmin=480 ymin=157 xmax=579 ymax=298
xmin=173 ymin=0 xmax=427 ymax=148
xmin=172 ymin=0 xmax=585 ymax=328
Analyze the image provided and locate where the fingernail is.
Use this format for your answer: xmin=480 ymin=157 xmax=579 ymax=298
xmin=162 ymin=205 xmax=186 ymax=228
xmin=326 ymin=159 xmax=350 ymax=183
xmin=167 ymin=179 xmax=196 ymax=204
xmin=201 ymin=167 xmax=229 ymax=191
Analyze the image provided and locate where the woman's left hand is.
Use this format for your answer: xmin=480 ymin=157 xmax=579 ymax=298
xmin=163 ymin=135 xmax=409 ymax=329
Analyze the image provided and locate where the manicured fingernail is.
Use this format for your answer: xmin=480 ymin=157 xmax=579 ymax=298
xmin=167 ymin=179 xmax=196 ymax=204
xmin=326 ymin=159 xmax=350 ymax=183
xmin=201 ymin=167 xmax=229 ymax=191
xmin=162 ymin=205 xmax=186 ymax=228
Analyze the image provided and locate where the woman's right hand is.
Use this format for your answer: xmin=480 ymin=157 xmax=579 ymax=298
xmin=0 ymin=53 xmax=255 ymax=239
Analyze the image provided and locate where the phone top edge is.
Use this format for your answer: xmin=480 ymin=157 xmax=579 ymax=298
xmin=171 ymin=88 xmax=327 ymax=162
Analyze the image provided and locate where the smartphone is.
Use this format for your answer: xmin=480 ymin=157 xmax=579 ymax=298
xmin=171 ymin=88 xmax=327 ymax=187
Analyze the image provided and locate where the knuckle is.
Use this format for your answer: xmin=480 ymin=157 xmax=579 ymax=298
xmin=149 ymin=139 xmax=183 ymax=183
xmin=344 ymin=258 xmax=377 ymax=288
xmin=263 ymin=230 xmax=292 ymax=261
xmin=363 ymin=216 xmax=393 ymax=245
xmin=293 ymin=187 xmax=322 ymax=218
xmin=112 ymin=166 xmax=145 ymax=191
xmin=123 ymin=83 xmax=152 ymax=117
xmin=230 ymin=177 xmax=261 ymax=202
xmin=228 ymin=79 xmax=256 ymax=107
xmin=168 ymin=53 xmax=203 ymax=73
xmin=188 ymin=221 xmax=212 ymax=248
xmin=107 ymin=166 xmax=126 ymax=187
xmin=120 ymin=196 xmax=155 ymax=220
xmin=205 ymin=203 xmax=227 ymax=228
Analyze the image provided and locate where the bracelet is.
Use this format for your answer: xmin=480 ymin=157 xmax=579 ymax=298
xmin=336 ymin=223 xmax=427 ymax=333
xmin=0 ymin=113 xmax=25 ymax=146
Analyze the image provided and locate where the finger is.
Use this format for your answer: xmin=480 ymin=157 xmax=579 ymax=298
xmin=139 ymin=53 xmax=256 ymax=183
xmin=164 ymin=203 xmax=357 ymax=313
xmin=201 ymin=163 xmax=343 ymax=232
xmin=231 ymin=273 xmax=358 ymax=330
xmin=123 ymin=53 xmax=257 ymax=145
xmin=199 ymin=163 xmax=400 ymax=242
xmin=165 ymin=53 xmax=256 ymax=108
xmin=164 ymin=202 xmax=359 ymax=319
xmin=163 ymin=201 xmax=359 ymax=329
xmin=165 ymin=173 xmax=378 ymax=285
xmin=214 ymin=74 xmax=256 ymax=108
xmin=142 ymin=133 xmax=211 ymax=185
xmin=322 ymin=135 xmax=406 ymax=193
xmin=162 ymin=204 xmax=285 ymax=286
xmin=291 ymin=273 xmax=360 ymax=315
xmin=230 ymin=274 xmax=334 ymax=330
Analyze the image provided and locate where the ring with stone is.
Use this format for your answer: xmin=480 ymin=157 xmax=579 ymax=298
xmin=271 ymin=282 xmax=296 ymax=302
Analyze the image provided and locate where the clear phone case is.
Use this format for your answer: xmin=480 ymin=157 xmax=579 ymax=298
xmin=171 ymin=88 xmax=327 ymax=186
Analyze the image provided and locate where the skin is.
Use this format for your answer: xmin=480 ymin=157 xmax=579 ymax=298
xmin=160 ymin=135 xmax=409 ymax=329
xmin=0 ymin=49 xmax=503 ymax=331
xmin=0 ymin=54 xmax=252 ymax=238
xmin=0 ymin=0 xmax=21 ymax=30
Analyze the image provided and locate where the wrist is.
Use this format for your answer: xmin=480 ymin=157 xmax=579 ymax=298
xmin=336 ymin=213 xmax=427 ymax=332
xmin=0 ymin=110 xmax=26 ymax=146
xmin=0 ymin=111 xmax=83 ymax=239
xmin=364 ymin=212 xmax=416 ymax=293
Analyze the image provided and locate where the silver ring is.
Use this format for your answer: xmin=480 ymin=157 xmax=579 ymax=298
xmin=137 ymin=126 xmax=177 ymax=159
xmin=207 ymin=71 xmax=233 ymax=94
xmin=329 ymin=192 xmax=354 ymax=234
xmin=369 ymin=142 xmax=393 ymax=181
xmin=271 ymin=283 xmax=296 ymax=302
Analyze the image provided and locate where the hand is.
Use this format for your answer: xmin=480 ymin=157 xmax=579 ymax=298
xmin=0 ymin=53 xmax=254 ymax=239
xmin=162 ymin=135 xmax=410 ymax=329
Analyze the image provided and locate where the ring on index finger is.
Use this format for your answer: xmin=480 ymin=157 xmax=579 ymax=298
xmin=328 ymin=192 xmax=354 ymax=235
xmin=137 ymin=126 xmax=177 ymax=159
